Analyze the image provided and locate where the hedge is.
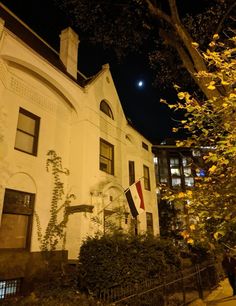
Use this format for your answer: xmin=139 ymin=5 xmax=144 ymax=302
xmin=77 ymin=233 xmax=181 ymax=292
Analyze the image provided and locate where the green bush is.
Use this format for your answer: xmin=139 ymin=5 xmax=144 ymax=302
xmin=77 ymin=233 xmax=181 ymax=292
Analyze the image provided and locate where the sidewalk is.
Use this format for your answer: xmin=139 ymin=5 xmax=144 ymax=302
xmin=204 ymin=278 xmax=236 ymax=305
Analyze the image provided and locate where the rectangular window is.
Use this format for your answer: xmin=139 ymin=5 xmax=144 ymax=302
xmin=0 ymin=189 xmax=34 ymax=249
xmin=142 ymin=142 xmax=149 ymax=151
xmin=182 ymin=157 xmax=194 ymax=187
xmin=170 ymin=156 xmax=182 ymax=188
xmin=157 ymin=152 xmax=169 ymax=184
xmin=99 ymin=138 xmax=114 ymax=175
xmin=0 ymin=279 xmax=21 ymax=300
xmin=143 ymin=165 xmax=151 ymax=190
xmin=169 ymin=155 xmax=194 ymax=188
xmin=15 ymin=108 xmax=40 ymax=156
xmin=146 ymin=212 xmax=154 ymax=235
xmin=128 ymin=161 xmax=135 ymax=185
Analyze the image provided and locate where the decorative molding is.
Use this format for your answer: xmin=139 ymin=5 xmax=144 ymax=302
xmin=66 ymin=204 xmax=94 ymax=214
xmin=0 ymin=18 xmax=5 ymax=40
xmin=0 ymin=60 xmax=8 ymax=87
xmin=10 ymin=76 xmax=55 ymax=113
xmin=8 ymin=75 xmax=72 ymax=120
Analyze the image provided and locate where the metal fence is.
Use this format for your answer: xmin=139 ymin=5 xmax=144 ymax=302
xmin=96 ymin=260 xmax=224 ymax=306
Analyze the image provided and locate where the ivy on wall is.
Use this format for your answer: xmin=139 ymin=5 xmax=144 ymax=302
xmin=35 ymin=150 xmax=75 ymax=252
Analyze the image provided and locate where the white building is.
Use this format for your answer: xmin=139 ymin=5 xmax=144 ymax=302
xmin=0 ymin=3 xmax=159 ymax=293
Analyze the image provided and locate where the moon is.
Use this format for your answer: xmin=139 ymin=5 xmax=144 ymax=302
xmin=137 ymin=80 xmax=144 ymax=88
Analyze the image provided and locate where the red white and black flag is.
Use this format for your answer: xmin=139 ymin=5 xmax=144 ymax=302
xmin=125 ymin=181 xmax=145 ymax=218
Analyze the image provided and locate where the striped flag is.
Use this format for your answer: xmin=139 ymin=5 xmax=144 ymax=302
xmin=125 ymin=181 xmax=145 ymax=218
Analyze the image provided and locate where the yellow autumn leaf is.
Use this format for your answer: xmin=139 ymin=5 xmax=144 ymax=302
xmin=176 ymin=141 xmax=184 ymax=147
xmin=207 ymin=81 xmax=216 ymax=90
xmin=209 ymin=41 xmax=215 ymax=48
xmin=209 ymin=165 xmax=217 ymax=173
xmin=187 ymin=238 xmax=194 ymax=244
xmin=178 ymin=92 xmax=186 ymax=100
xmin=173 ymin=84 xmax=180 ymax=90
xmin=177 ymin=192 xmax=185 ymax=198
xmin=214 ymin=231 xmax=223 ymax=240
xmin=187 ymin=190 xmax=193 ymax=196
xmin=190 ymin=224 xmax=195 ymax=230
xmin=213 ymin=34 xmax=219 ymax=40
xmin=229 ymin=93 xmax=236 ymax=99
xmin=191 ymin=42 xmax=199 ymax=48
xmin=222 ymin=103 xmax=228 ymax=107
xmin=221 ymin=80 xmax=229 ymax=85
xmin=181 ymin=230 xmax=189 ymax=238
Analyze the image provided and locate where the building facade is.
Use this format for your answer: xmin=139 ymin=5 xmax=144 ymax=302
xmin=0 ymin=3 xmax=159 ymax=295
xmin=152 ymin=141 xmax=199 ymax=238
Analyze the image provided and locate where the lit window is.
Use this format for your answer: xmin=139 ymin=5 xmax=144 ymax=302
xmin=0 ymin=189 xmax=34 ymax=249
xmin=100 ymin=100 xmax=114 ymax=119
xmin=0 ymin=279 xmax=21 ymax=299
xmin=169 ymin=155 xmax=194 ymax=188
xmin=170 ymin=157 xmax=181 ymax=188
xmin=99 ymin=139 xmax=114 ymax=175
xmin=143 ymin=165 xmax=151 ymax=190
xmin=182 ymin=157 xmax=194 ymax=187
xmin=15 ymin=108 xmax=40 ymax=155
xmin=129 ymin=161 xmax=135 ymax=185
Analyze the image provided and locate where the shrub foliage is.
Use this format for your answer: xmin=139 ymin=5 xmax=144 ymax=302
xmin=77 ymin=233 xmax=181 ymax=292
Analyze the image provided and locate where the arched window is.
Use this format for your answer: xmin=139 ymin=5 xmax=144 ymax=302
xmin=100 ymin=100 xmax=114 ymax=119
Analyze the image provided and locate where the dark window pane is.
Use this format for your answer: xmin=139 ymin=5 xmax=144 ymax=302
xmin=0 ymin=214 xmax=28 ymax=248
xmin=142 ymin=142 xmax=148 ymax=151
xmin=146 ymin=212 xmax=153 ymax=235
xmin=100 ymin=100 xmax=114 ymax=119
xmin=0 ymin=189 xmax=34 ymax=250
xmin=143 ymin=165 xmax=151 ymax=190
xmin=129 ymin=161 xmax=135 ymax=185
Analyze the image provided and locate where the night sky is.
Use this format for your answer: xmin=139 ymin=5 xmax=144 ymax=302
xmin=1 ymin=0 xmax=181 ymax=143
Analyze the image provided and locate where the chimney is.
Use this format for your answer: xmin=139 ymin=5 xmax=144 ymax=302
xmin=60 ymin=27 xmax=79 ymax=79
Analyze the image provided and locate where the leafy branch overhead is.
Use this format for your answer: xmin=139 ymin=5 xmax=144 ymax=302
xmin=161 ymin=36 xmax=236 ymax=247
xmin=57 ymin=0 xmax=235 ymax=98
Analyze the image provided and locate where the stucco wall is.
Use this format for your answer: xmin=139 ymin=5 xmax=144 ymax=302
xmin=0 ymin=17 xmax=159 ymax=266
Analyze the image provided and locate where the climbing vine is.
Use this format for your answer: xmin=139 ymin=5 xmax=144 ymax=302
xmin=35 ymin=150 xmax=75 ymax=251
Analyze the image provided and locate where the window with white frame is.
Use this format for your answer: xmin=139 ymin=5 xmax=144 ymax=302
xmin=15 ymin=108 xmax=40 ymax=155
xmin=99 ymin=138 xmax=114 ymax=175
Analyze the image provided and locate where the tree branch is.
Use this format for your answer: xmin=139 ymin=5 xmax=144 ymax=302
xmin=216 ymin=1 xmax=236 ymax=34
xmin=144 ymin=0 xmax=172 ymax=26
xmin=168 ymin=0 xmax=181 ymax=24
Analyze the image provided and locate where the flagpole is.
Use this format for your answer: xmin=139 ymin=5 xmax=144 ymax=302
xmin=123 ymin=176 xmax=144 ymax=194
xmin=97 ymin=176 xmax=144 ymax=215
